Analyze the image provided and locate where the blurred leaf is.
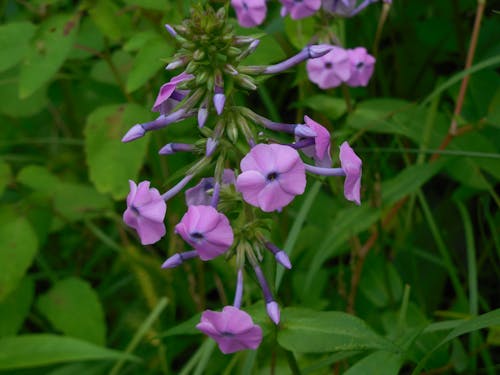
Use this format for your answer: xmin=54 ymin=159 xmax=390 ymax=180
xmin=37 ymin=277 xmax=106 ymax=345
xmin=123 ymin=31 xmax=159 ymax=52
xmin=284 ymin=17 xmax=315 ymax=51
xmin=0 ymin=22 xmax=36 ymax=73
xmin=68 ymin=17 xmax=105 ymax=60
xmin=0 ymin=277 xmax=34 ymax=337
xmin=242 ymin=34 xmax=286 ymax=65
xmin=296 ymin=95 xmax=347 ymax=120
xmin=277 ymin=308 xmax=393 ymax=353
xmin=90 ymin=50 xmax=133 ymax=85
xmin=0 ymin=160 xmax=11 ymax=196
xmin=162 ymin=313 xmax=202 ymax=337
xmin=485 ymin=88 xmax=500 ymax=128
xmin=381 ymin=159 xmax=447 ymax=206
xmin=343 ymin=351 xmax=403 ymax=375
xmin=0 ymin=212 xmax=38 ymax=302
xmin=126 ymin=36 xmax=172 ymax=93
xmin=88 ymin=0 xmax=129 ymax=42
xmin=0 ymin=334 xmax=139 ymax=370
xmin=0 ymin=69 xmax=48 ymax=117
xmin=47 ymin=362 xmax=110 ymax=375
xmin=487 ymin=326 xmax=500 ymax=346
xmin=19 ymin=14 xmax=78 ymax=98
xmin=84 ymin=104 xmax=151 ymax=200
xmin=123 ymin=0 xmax=171 ymax=10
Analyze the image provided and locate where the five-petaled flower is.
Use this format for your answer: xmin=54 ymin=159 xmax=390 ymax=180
xmin=175 ymin=205 xmax=234 ymax=260
xmin=196 ymin=306 xmax=263 ymax=354
xmin=236 ymin=144 xmax=306 ymax=212
xmin=123 ymin=180 xmax=167 ymax=245
xmin=306 ymin=45 xmax=351 ymax=89
xmin=231 ymin=0 xmax=267 ymax=28
xmin=346 ymin=47 xmax=376 ymax=87
xmin=280 ymin=0 xmax=322 ymax=20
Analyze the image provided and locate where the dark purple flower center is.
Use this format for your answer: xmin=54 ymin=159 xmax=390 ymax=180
xmin=356 ymin=61 xmax=364 ymax=69
xmin=131 ymin=205 xmax=140 ymax=215
xmin=266 ymin=172 xmax=278 ymax=181
xmin=221 ymin=331 xmax=235 ymax=337
xmin=324 ymin=62 xmax=333 ymax=69
xmin=191 ymin=232 xmax=204 ymax=240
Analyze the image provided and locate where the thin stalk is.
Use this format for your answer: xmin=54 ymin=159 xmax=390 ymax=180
xmin=284 ymin=349 xmax=302 ymax=375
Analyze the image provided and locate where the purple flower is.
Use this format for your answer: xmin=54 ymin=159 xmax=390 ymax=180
xmin=175 ymin=205 xmax=234 ymax=260
xmin=339 ymin=141 xmax=362 ymax=205
xmin=298 ymin=116 xmax=332 ymax=167
xmin=196 ymin=306 xmax=263 ymax=354
xmin=185 ymin=170 xmax=235 ymax=206
xmin=280 ymin=0 xmax=321 ymax=19
xmin=236 ymin=144 xmax=306 ymax=212
xmin=123 ymin=180 xmax=166 ymax=245
xmin=345 ymin=47 xmax=376 ymax=87
xmin=231 ymin=0 xmax=267 ymax=28
xmin=306 ymin=46 xmax=351 ymax=89
xmin=152 ymin=72 xmax=193 ymax=115
xmin=322 ymin=0 xmax=378 ymax=17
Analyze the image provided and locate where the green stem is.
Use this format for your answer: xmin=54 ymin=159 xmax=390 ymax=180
xmin=284 ymin=349 xmax=302 ymax=375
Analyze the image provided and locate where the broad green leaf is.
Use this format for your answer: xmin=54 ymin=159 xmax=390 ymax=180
xmin=0 ymin=213 xmax=38 ymax=302
xmin=68 ymin=17 xmax=105 ymax=60
xmin=0 ymin=70 xmax=47 ymax=117
xmin=284 ymin=17 xmax=315 ymax=51
xmin=88 ymin=0 xmax=129 ymax=42
xmin=84 ymin=104 xmax=151 ymax=200
xmin=123 ymin=31 xmax=159 ymax=52
xmin=0 ymin=22 xmax=36 ymax=73
xmin=0 ymin=334 xmax=138 ymax=370
xmin=90 ymin=50 xmax=133 ymax=85
xmin=296 ymin=95 xmax=347 ymax=120
xmin=0 ymin=159 xmax=11 ymax=196
xmin=123 ymin=0 xmax=171 ymax=10
xmin=37 ymin=277 xmax=106 ymax=345
xmin=0 ymin=277 xmax=34 ymax=337
xmin=19 ymin=14 xmax=78 ymax=98
xmin=381 ymin=159 xmax=447 ymax=206
xmin=126 ymin=36 xmax=172 ymax=93
xmin=343 ymin=351 xmax=403 ymax=375
xmin=47 ymin=362 xmax=110 ymax=375
xmin=277 ymin=308 xmax=393 ymax=353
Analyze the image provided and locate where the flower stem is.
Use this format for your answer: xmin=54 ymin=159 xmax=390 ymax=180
xmin=284 ymin=349 xmax=302 ymax=375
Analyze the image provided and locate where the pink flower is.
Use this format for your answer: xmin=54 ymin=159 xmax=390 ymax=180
xmin=231 ymin=0 xmax=267 ymax=28
xmin=345 ymin=47 xmax=376 ymax=87
xmin=196 ymin=306 xmax=263 ymax=354
xmin=299 ymin=116 xmax=332 ymax=167
xmin=236 ymin=144 xmax=306 ymax=212
xmin=306 ymin=45 xmax=351 ymax=89
xmin=152 ymin=72 xmax=193 ymax=115
xmin=123 ymin=180 xmax=167 ymax=245
xmin=280 ymin=0 xmax=321 ymax=19
xmin=175 ymin=205 xmax=234 ymax=260
xmin=339 ymin=142 xmax=362 ymax=205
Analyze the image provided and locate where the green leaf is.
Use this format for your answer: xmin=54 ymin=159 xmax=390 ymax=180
xmin=0 ymin=277 xmax=34 ymax=337
xmin=37 ymin=277 xmax=106 ymax=345
xmin=88 ymin=0 xmax=129 ymax=42
xmin=242 ymin=34 xmax=286 ymax=66
xmin=68 ymin=17 xmax=105 ymax=60
xmin=19 ymin=14 xmax=78 ymax=98
xmin=0 ymin=70 xmax=48 ymax=117
xmin=90 ymin=50 xmax=133 ymax=85
xmin=0 ymin=213 xmax=38 ymax=302
xmin=0 ymin=159 xmax=11 ymax=196
xmin=84 ymin=104 xmax=152 ymax=200
xmin=277 ymin=308 xmax=393 ymax=353
xmin=284 ymin=17 xmax=315 ymax=51
xmin=0 ymin=334 xmax=139 ymax=370
xmin=0 ymin=22 xmax=36 ymax=73
xmin=123 ymin=0 xmax=171 ymax=10
xmin=381 ymin=159 xmax=447 ymax=206
xmin=126 ymin=36 xmax=172 ymax=93
xmin=296 ymin=95 xmax=347 ymax=120
xmin=343 ymin=351 xmax=403 ymax=375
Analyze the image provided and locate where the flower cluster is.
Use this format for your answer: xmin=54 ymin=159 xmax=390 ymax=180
xmin=121 ymin=4 xmax=363 ymax=354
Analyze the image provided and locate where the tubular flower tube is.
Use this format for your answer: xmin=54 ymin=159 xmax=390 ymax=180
xmin=158 ymin=143 xmax=195 ymax=155
xmin=322 ymin=0 xmax=379 ymax=17
xmin=296 ymin=116 xmax=332 ymax=167
xmin=123 ymin=180 xmax=167 ymax=245
xmin=261 ymin=44 xmax=333 ymax=74
xmin=161 ymin=174 xmax=194 ymax=201
xmin=161 ymin=250 xmax=198 ymax=268
xmin=236 ymin=144 xmax=306 ymax=212
xmin=264 ymin=242 xmax=292 ymax=269
xmin=175 ymin=205 xmax=234 ymax=260
xmin=196 ymin=306 xmax=263 ymax=354
xmin=233 ymin=268 xmax=244 ymax=308
xmin=280 ymin=0 xmax=321 ymax=19
xmin=306 ymin=45 xmax=351 ymax=89
xmin=245 ymin=110 xmax=317 ymax=137
xmin=345 ymin=47 xmax=376 ymax=87
xmin=231 ymin=0 xmax=267 ymax=28
xmin=253 ymin=263 xmax=280 ymax=324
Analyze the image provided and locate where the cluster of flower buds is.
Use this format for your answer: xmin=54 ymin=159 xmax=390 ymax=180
xmin=121 ymin=4 xmax=362 ymax=354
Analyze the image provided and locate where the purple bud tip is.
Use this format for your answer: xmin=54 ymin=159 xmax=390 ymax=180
xmin=266 ymin=301 xmax=280 ymax=325
xmin=249 ymin=39 xmax=260 ymax=53
xmin=166 ymin=60 xmax=182 ymax=70
xmin=164 ymin=24 xmax=177 ymax=37
xmin=213 ymin=93 xmax=225 ymax=115
xmin=198 ymin=107 xmax=208 ymax=128
xmin=122 ymin=124 xmax=145 ymax=142
xmin=206 ymin=138 xmax=218 ymax=156
xmin=159 ymin=144 xmax=174 ymax=155
xmin=308 ymin=44 xmax=334 ymax=59
xmin=294 ymin=124 xmax=317 ymax=138
xmin=275 ymin=251 xmax=292 ymax=269
xmin=161 ymin=254 xmax=182 ymax=269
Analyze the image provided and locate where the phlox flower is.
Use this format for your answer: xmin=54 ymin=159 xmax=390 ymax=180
xmin=306 ymin=46 xmax=351 ymax=89
xmin=231 ymin=0 xmax=267 ymax=28
xmin=280 ymin=0 xmax=321 ymax=20
xmin=152 ymin=72 xmax=193 ymax=115
xmin=123 ymin=180 xmax=166 ymax=245
xmin=298 ymin=116 xmax=332 ymax=167
xmin=346 ymin=47 xmax=376 ymax=87
xmin=339 ymin=141 xmax=362 ymax=204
